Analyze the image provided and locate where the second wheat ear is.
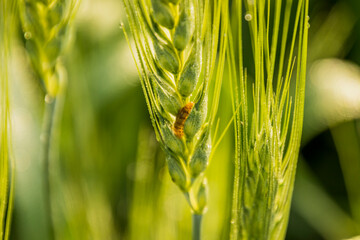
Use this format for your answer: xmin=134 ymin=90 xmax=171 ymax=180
xmin=18 ymin=1 xmax=81 ymax=239
xmin=228 ymin=0 xmax=310 ymax=239
xmin=121 ymin=0 xmax=228 ymax=239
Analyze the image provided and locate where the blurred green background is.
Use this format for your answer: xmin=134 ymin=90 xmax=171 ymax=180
xmin=7 ymin=0 xmax=360 ymax=239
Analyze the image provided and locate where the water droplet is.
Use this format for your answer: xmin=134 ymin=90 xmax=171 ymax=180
xmin=119 ymin=22 xmax=124 ymax=29
xmin=45 ymin=94 xmax=53 ymax=103
xmin=24 ymin=31 xmax=32 ymax=40
xmin=306 ymin=15 xmax=310 ymax=29
xmin=245 ymin=13 xmax=253 ymax=22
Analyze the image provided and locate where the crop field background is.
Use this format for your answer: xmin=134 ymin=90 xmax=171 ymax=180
xmin=1 ymin=0 xmax=360 ymax=239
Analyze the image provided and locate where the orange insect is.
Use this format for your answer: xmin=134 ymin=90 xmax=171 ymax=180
xmin=173 ymin=102 xmax=194 ymax=138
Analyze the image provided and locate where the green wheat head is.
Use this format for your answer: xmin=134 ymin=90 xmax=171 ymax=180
xmin=18 ymin=0 xmax=80 ymax=98
xmin=228 ymin=0 xmax=309 ymax=239
xmin=121 ymin=0 xmax=227 ymax=215
xmin=18 ymin=1 xmax=81 ymax=238
xmin=0 ymin=1 xmax=17 ymax=239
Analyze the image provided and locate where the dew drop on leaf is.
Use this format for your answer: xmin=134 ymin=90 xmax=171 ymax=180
xmin=24 ymin=31 xmax=32 ymax=40
xmin=245 ymin=13 xmax=252 ymax=22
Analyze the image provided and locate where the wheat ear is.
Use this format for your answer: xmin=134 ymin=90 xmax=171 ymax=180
xmin=121 ymin=0 xmax=227 ymax=238
xmin=18 ymin=0 xmax=80 ymax=238
xmin=228 ymin=0 xmax=309 ymax=239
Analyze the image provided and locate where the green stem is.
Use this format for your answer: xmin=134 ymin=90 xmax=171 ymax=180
xmin=42 ymin=96 xmax=57 ymax=240
xmin=192 ymin=213 xmax=202 ymax=240
xmin=230 ymin=161 xmax=240 ymax=239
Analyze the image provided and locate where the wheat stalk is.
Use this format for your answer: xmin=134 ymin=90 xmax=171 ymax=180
xmin=0 ymin=1 xmax=17 ymax=239
xmin=228 ymin=0 xmax=309 ymax=239
xmin=18 ymin=0 xmax=80 ymax=238
xmin=121 ymin=0 xmax=227 ymax=238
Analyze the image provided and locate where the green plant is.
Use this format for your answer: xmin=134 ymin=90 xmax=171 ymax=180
xmin=0 ymin=1 xmax=17 ymax=239
xmin=120 ymin=0 xmax=227 ymax=238
xmin=18 ymin=0 xmax=80 ymax=238
xmin=227 ymin=0 xmax=309 ymax=239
